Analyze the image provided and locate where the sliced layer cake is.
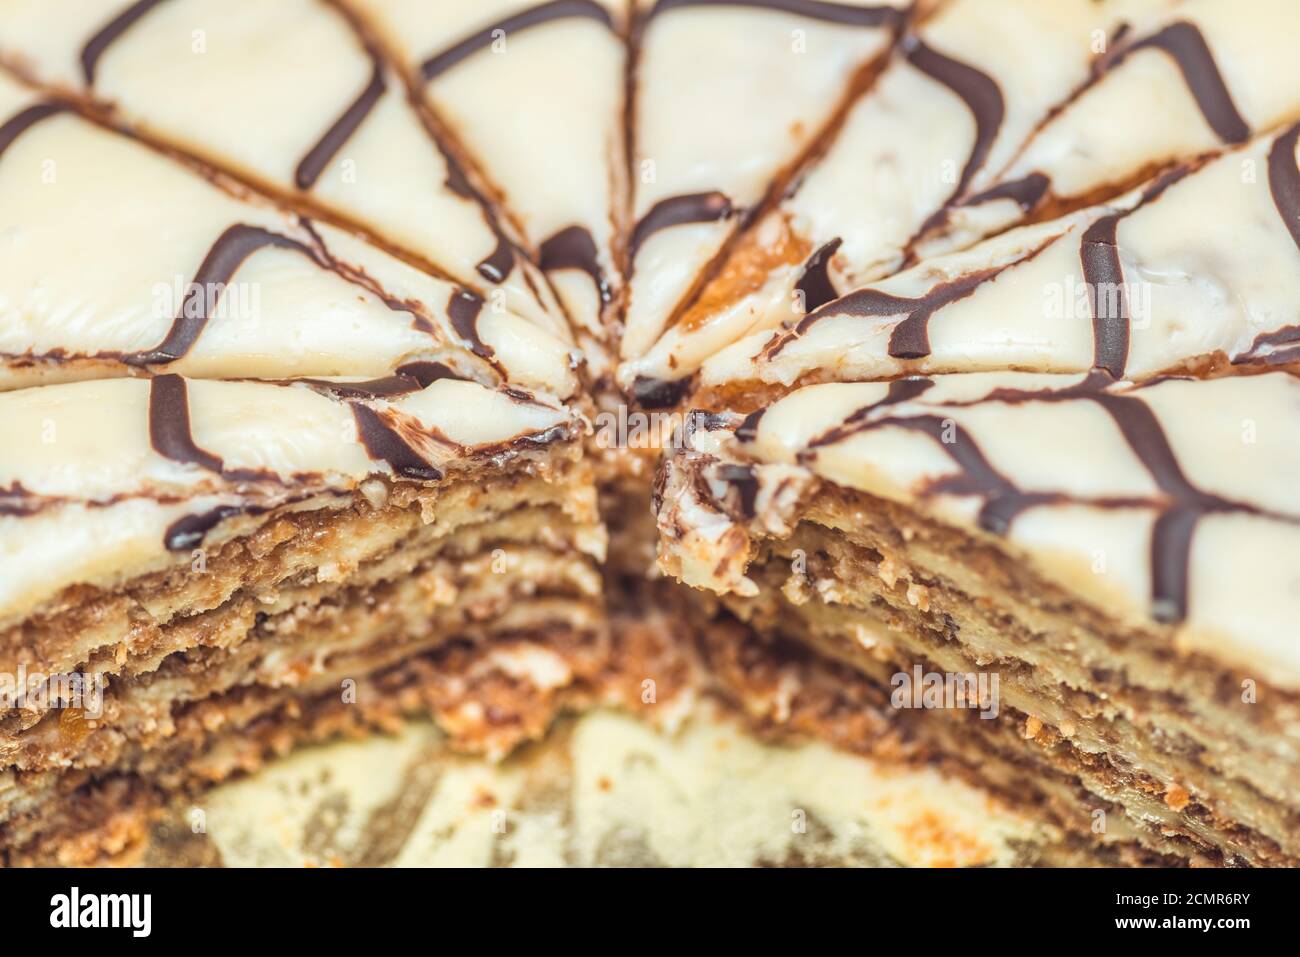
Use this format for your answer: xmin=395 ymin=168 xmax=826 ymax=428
xmin=656 ymin=371 xmax=1300 ymax=865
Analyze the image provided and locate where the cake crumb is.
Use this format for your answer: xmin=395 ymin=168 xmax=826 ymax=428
xmin=1023 ymin=716 xmax=1043 ymax=740
xmin=878 ymin=558 xmax=899 ymax=588
xmin=906 ymin=582 xmax=930 ymax=612
xmin=851 ymin=623 xmax=877 ymax=650
xmin=1165 ymin=783 xmax=1191 ymax=812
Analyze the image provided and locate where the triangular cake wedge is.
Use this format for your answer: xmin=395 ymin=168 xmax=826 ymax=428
xmin=655 ymin=369 xmax=1300 ymax=865
xmin=927 ymin=0 xmax=1300 ymax=256
xmin=0 ymin=71 xmax=579 ymax=398
xmin=344 ymin=0 xmax=632 ymax=379
xmin=697 ymin=120 xmax=1300 ymax=397
xmin=619 ymin=0 xmax=1169 ymax=396
xmin=0 ymin=0 xmax=566 ymax=334
xmin=621 ymin=0 xmax=909 ymax=405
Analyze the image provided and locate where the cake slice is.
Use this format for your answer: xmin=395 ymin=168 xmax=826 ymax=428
xmin=0 ymin=372 xmax=613 ymax=865
xmin=0 ymin=69 xmax=580 ymax=397
xmin=0 ymin=61 xmax=617 ymax=865
xmin=927 ymin=0 xmax=1300 ymax=256
xmin=696 ymin=119 xmax=1300 ymax=398
xmin=344 ymin=0 xmax=632 ymax=381
xmin=656 ymin=370 xmax=1300 ymax=865
xmin=618 ymin=0 xmax=1166 ymax=396
xmin=0 ymin=0 xmax=565 ymax=333
xmin=627 ymin=0 xmax=1300 ymax=402
xmin=621 ymin=0 xmax=908 ymax=406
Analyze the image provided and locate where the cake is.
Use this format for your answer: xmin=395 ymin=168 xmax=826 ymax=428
xmin=0 ymin=0 xmax=1296 ymax=867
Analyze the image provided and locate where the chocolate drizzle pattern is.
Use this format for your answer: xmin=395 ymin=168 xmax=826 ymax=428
xmin=164 ymin=504 xmax=259 ymax=552
xmin=903 ymin=37 xmax=1004 ymax=206
xmin=725 ymin=372 xmax=1295 ymax=624
xmin=629 ymin=192 xmax=733 ymax=264
xmin=539 ymin=225 xmax=611 ymax=304
xmin=1077 ymin=214 xmax=1130 ymax=379
xmin=715 ymin=463 xmax=759 ymax=517
xmin=476 ymin=229 xmax=517 ymax=286
xmin=632 ymin=374 xmax=695 ymax=409
xmin=58 ymin=370 xmax=573 ymax=554
xmin=120 ymin=222 xmax=430 ymax=368
xmin=295 ymin=362 xmax=465 ymax=400
xmin=769 ymin=261 xmax=1009 ymax=362
xmin=959 ymin=20 xmax=1247 ymax=220
xmin=1235 ymin=124 xmax=1300 ymax=368
xmin=419 ymin=0 xmax=614 ymax=82
xmin=1077 ymin=164 xmax=1194 ymax=378
xmin=1088 ymin=387 xmax=1234 ymax=622
xmin=350 ymin=404 xmax=442 ymax=482
xmin=794 ymin=238 xmax=843 ymax=312
xmin=148 ymin=373 xmax=224 ymax=474
xmin=1267 ymin=122 xmax=1300 ymax=254
xmin=295 ymin=47 xmax=387 ymax=190
xmin=962 ymin=173 xmax=1050 ymax=215
xmin=79 ymin=0 xmax=165 ymax=85
xmin=805 ymin=376 xmax=933 ymax=449
xmin=0 ymin=102 xmax=64 ymax=159
xmin=0 ymin=482 xmax=35 ymax=517
xmin=766 ymin=160 xmax=1204 ymax=374
xmin=73 ymin=0 xmax=527 ymax=299
xmin=734 ymin=407 xmax=767 ymax=443
xmin=649 ymin=0 xmax=906 ymax=29
xmin=1104 ymin=21 xmax=1249 ymax=145
xmin=447 ymin=289 xmax=492 ymax=359
xmin=124 ymin=224 xmax=325 ymax=367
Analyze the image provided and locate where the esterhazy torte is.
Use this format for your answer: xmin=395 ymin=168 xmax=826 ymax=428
xmin=0 ymin=0 xmax=1297 ymax=867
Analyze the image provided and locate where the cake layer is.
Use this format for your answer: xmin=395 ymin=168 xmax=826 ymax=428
xmin=712 ymin=538 xmax=1299 ymax=864
xmin=0 ymin=369 xmax=610 ymax=863
xmin=0 ymin=0 xmax=564 ymax=330
xmin=0 ymin=70 xmax=579 ymax=397
xmin=619 ymin=0 xmax=1162 ymax=393
xmin=1 ymin=501 xmax=601 ymax=757
xmin=656 ymin=370 xmax=1300 ymax=864
xmin=691 ymin=614 xmax=1189 ymax=865
xmin=698 ymin=121 xmax=1300 ymax=395
xmin=626 ymin=0 xmax=1300 ymax=400
xmin=4 ymin=577 xmax=702 ymax=867
xmin=0 ymin=624 xmax=608 ymax=866
xmin=933 ymin=0 xmax=1300 ymax=254
xmin=0 ymin=373 xmax=591 ymax=627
